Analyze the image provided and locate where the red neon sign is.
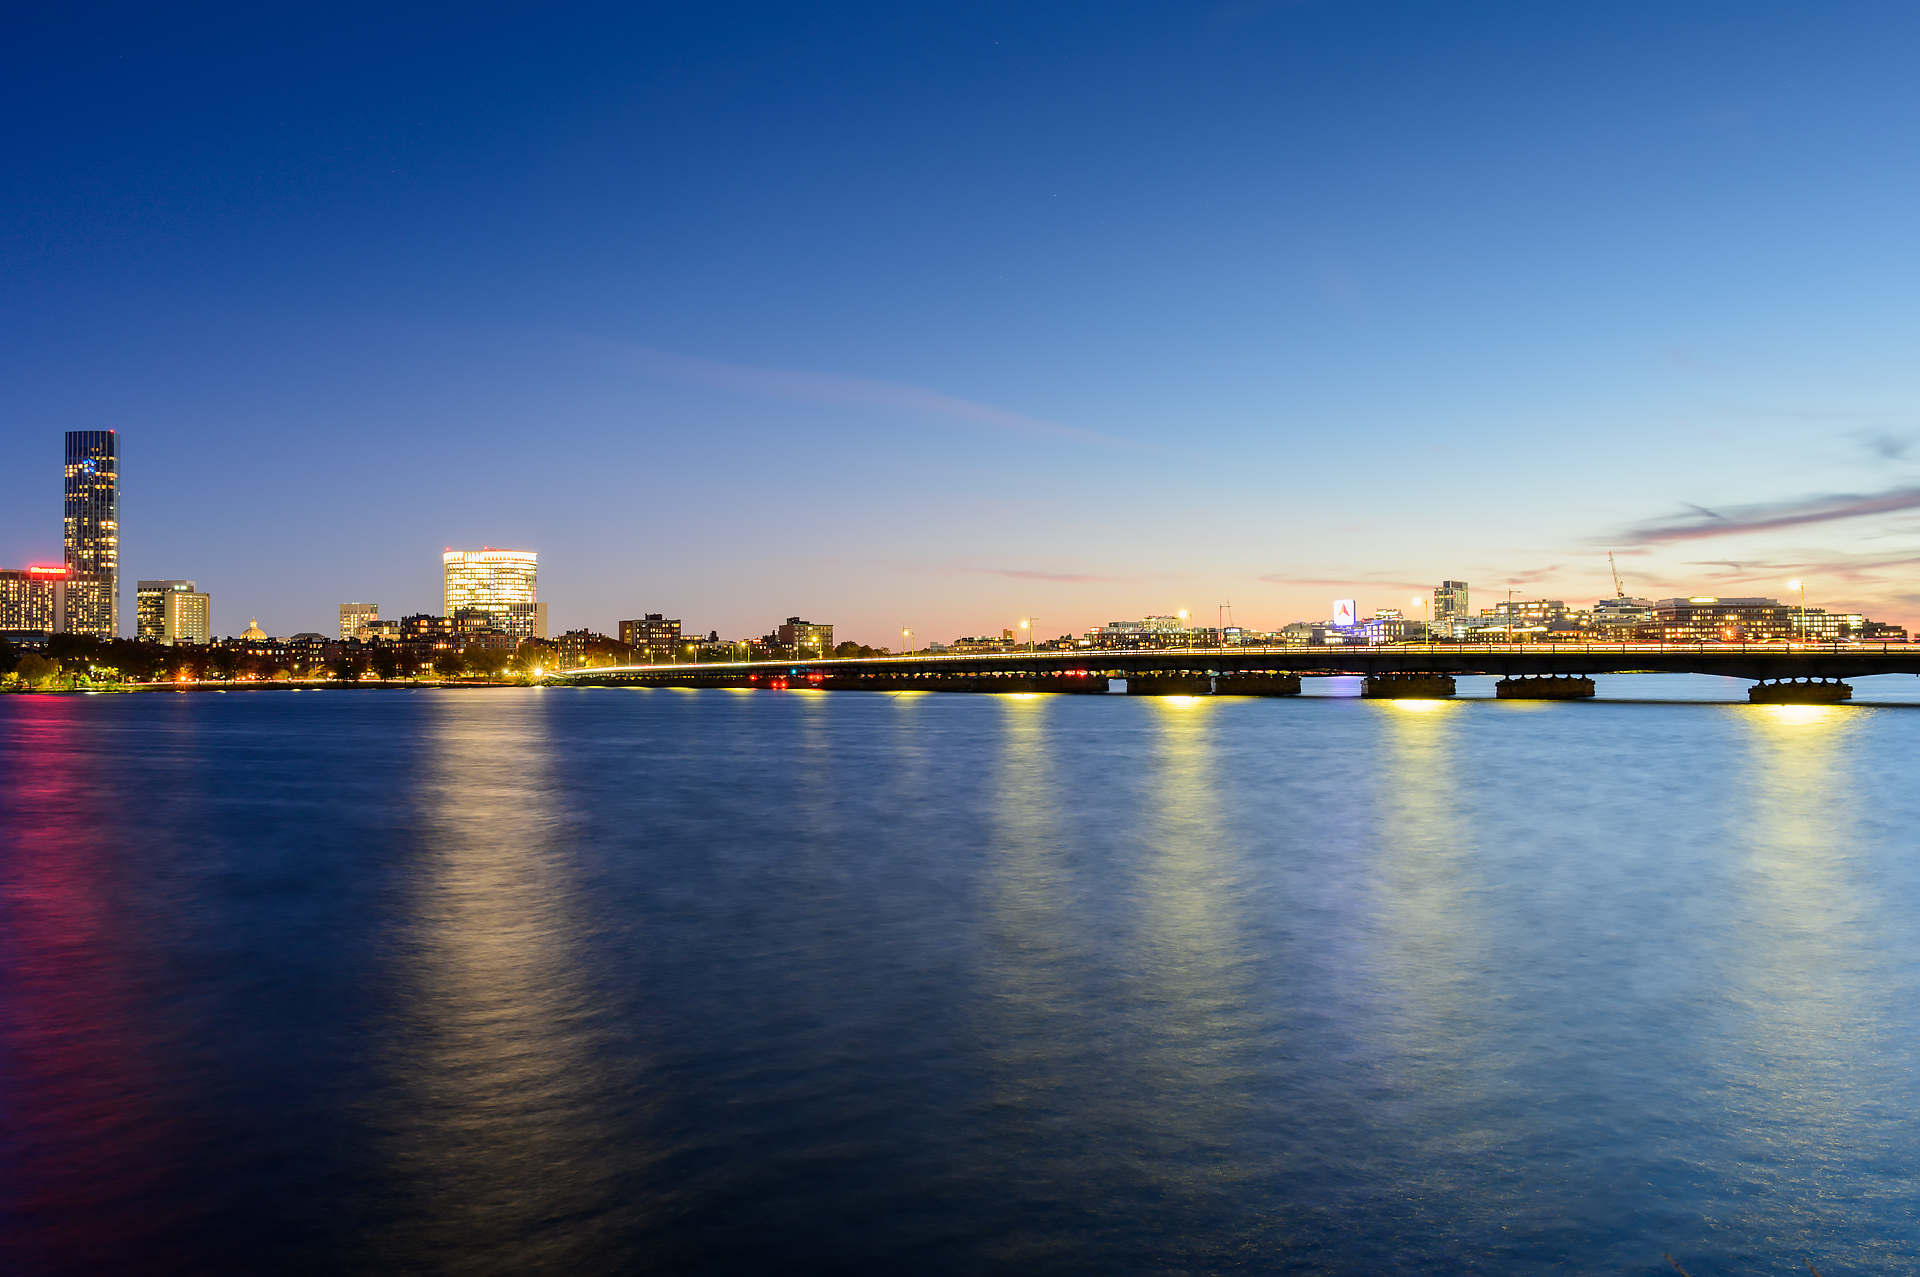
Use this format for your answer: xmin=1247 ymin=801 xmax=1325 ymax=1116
xmin=26 ymin=565 xmax=68 ymax=577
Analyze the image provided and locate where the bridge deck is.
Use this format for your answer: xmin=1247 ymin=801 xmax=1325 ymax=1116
xmin=553 ymin=643 xmax=1920 ymax=684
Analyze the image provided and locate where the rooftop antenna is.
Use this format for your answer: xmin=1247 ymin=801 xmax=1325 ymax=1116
xmin=1608 ymin=551 xmax=1626 ymax=600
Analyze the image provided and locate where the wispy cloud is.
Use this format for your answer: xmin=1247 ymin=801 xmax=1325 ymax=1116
xmin=1259 ymin=574 xmax=1431 ymax=589
xmin=1853 ymin=428 xmax=1920 ymax=461
xmin=961 ymin=565 xmax=1140 ymax=584
xmin=1617 ymin=486 xmax=1920 ymax=544
xmin=588 ymin=338 xmax=1144 ymax=450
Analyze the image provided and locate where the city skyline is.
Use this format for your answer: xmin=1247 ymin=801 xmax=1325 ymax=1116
xmin=10 ymin=4 xmax=1920 ymax=644
xmin=7 ymin=423 xmax=1907 ymax=646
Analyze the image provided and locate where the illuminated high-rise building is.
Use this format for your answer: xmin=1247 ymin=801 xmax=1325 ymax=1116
xmin=1433 ymin=580 xmax=1470 ymax=630
xmin=138 ymin=580 xmax=193 ymax=641
xmin=63 ymin=430 xmax=120 ymax=637
xmin=340 ymin=602 xmax=379 ymax=640
xmin=442 ymin=549 xmax=545 ymax=640
xmin=0 ymin=566 xmax=69 ymax=634
xmin=137 ymin=581 xmax=211 ymax=645
xmin=166 ymin=591 xmax=212 ymax=645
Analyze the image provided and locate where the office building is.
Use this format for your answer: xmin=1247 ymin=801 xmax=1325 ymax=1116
xmin=136 ymin=580 xmax=210 ymax=645
xmin=620 ymin=614 xmax=682 ymax=660
xmin=1433 ymin=581 xmax=1469 ymax=627
xmin=1795 ymin=608 xmax=1869 ymax=641
xmin=507 ymin=601 xmax=547 ymax=640
xmin=165 ymin=590 xmax=212 ymax=645
xmin=0 ymin=566 xmax=68 ymax=634
xmin=1651 ymin=597 xmax=1782 ymax=642
xmin=1645 ymin=597 xmax=1873 ymax=642
xmin=1356 ymin=617 xmax=1427 ymax=644
xmin=138 ymin=580 xmax=194 ymax=641
xmin=442 ymin=549 xmax=545 ymax=639
xmin=1593 ymin=596 xmax=1653 ymax=634
xmin=63 ymin=430 xmax=119 ymax=637
xmin=340 ymin=603 xmax=379 ymax=640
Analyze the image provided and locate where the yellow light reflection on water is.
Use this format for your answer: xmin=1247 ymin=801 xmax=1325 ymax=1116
xmin=1368 ymin=688 xmax=1490 ymax=1078
xmin=1724 ymin=691 xmax=1881 ymax=1192
xmin=391 ymin=696 xmax=608 ymax=1269
xmin=1759 ymin=703 xmax=1838 ymax=728
xmin=1131 ymin=684 xmax=1250 ymax=1131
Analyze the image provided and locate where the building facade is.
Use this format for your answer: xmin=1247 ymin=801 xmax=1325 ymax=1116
xmin=1593 ymin=596 xmax=1653 ymax=635
xmin=1646 ymin=597 xmax=1865 ymax=643
xmin=1356 ymin=617 xmax=1428 ymax=644
xmin=63 ymin=430 xmax=119 ymax=637
xmin=554 ymin=629 xmax=630 ymax=670
xmin=339 ymin=603 xmax=378 ymax=640
xmin=775 ymin=616 xmax=833 ymax=654
xmin=619 ymin=614 xmax=682 ymax=660
xmin=442 ymin=549 xmax=545 ymax=639
xmin=0 ymin=566 xmax=68 ymax=634
xmin=138 ymin=581 xmax=198 ymax=642
xmin=163 ymin=589 xmax=212 ymax=645
xmin=949 ymin=632 xmax=1017 ymax=653
xmin=1433 ymin=581 xmax=1470 ymax=628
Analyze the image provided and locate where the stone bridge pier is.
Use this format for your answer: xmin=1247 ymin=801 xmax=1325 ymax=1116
xmin=1748 ymin=678 xmax=1852 ymax=703
xmin=1126 ymin=673 xmax=1213 ymax=696
xmin=1362 ymin=672 xmax=1456 ymax=698
xmin=1213 ymin=672 xmax=1302 ymax=696
xmin=1496 ymin=675 xmax=1595 ymax=699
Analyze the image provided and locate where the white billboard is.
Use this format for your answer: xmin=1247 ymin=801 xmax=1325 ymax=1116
xmin=1333 ymin=599 xmax=1358 ymax=628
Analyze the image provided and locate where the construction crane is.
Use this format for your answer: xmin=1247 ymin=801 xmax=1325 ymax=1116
xmin=1608 ymin=551 xmax=1626 ymax=600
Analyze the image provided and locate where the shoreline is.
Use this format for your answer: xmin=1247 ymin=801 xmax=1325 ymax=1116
xmin=3 ymin=679 xmax=532 ymax=694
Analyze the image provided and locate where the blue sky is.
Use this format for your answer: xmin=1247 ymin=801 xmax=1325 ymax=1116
xmin=7 ymin=1 xmax=1920 ymax=642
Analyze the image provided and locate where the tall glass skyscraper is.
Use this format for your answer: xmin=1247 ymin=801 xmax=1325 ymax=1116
xmin=64 ymin=430 xmax=119 ymax=637
xmin=442 ymin=549 xmax=545 ymax=640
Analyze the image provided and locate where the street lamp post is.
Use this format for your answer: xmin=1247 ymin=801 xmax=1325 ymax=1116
xmin=1786 ymin=579 xmax=1805 ymax=643
xmin=1020 ymin=617 xmax=1040 ymax=654
xmin=901 ymin=626 xmax=912 ymax=655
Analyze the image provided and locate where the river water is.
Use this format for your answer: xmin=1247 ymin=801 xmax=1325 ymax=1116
xmin=3 ymin=681 xmax=1919 ymax=1275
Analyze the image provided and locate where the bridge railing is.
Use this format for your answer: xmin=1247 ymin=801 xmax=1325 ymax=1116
xmin=551 ymin=638 xmax=1913 ymax=677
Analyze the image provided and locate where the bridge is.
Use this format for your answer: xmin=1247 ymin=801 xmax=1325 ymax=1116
xmin=551 ymin=642 xmax=1920 ymax=703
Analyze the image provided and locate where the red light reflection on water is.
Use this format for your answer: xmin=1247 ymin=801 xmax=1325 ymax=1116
xmin=1 ymin=698 xmax=176 ymax=1272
